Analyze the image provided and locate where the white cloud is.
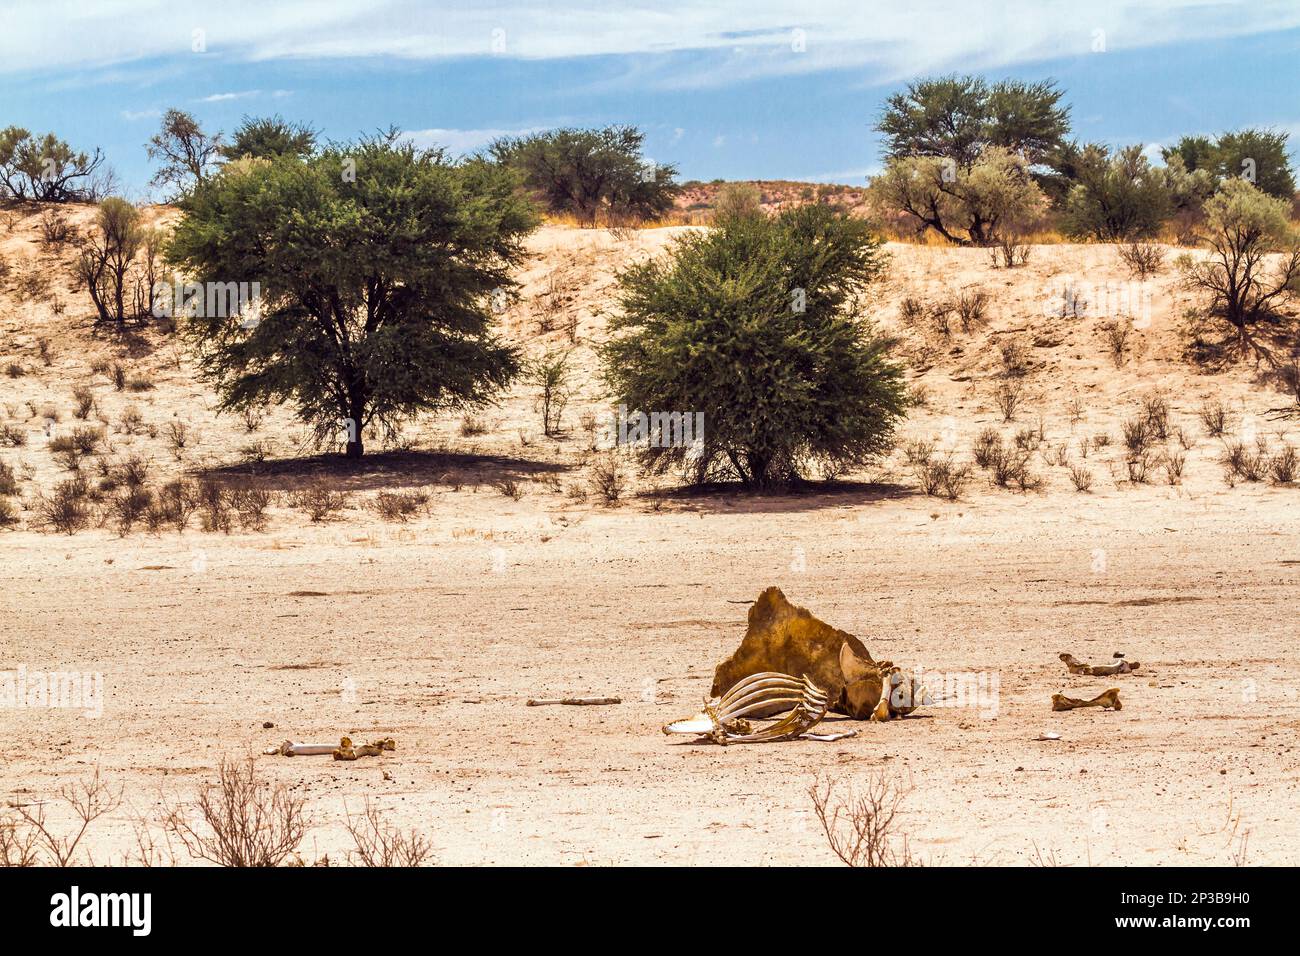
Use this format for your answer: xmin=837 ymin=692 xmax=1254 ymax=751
xmin=2 ymin=0 xmax=1298 ymax=88
xmin=198 ymin=90 xmax=260 ymax=102
xmin=120 ymin=108 xmax=161 ymax=121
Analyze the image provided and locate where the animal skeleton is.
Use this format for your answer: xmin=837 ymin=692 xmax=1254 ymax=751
xmin=663 ymin=672 xmax=830 ymax=744
xmin=1051 ymin=688 xmax=1122 ymax=711
xmin=1060 ymin=653 xmax=1140 ymax=677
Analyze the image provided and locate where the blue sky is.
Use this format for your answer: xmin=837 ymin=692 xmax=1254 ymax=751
xmin=3 ymin=0 xmax=1298 ymax=199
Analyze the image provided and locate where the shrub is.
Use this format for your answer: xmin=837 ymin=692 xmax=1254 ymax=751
xmin=36 ymin=480 xmax=91 ymax=534
xmin=163 ymin=755 xmax=308 ymax=867
xmin=955 ymin=289 xmax=989 ymax=333
xmin=1100 ymin=321 xmax=1131 ymax=368
xmin=711 ymin=183 xmax=763 ymax=224
xmin=972 ymin=427 xmax=1001 ymax=468
xmin=1161 ymin=450 xmax=1186 ymax=485
xmin=0 ymin=424 xmax=26 ymax=447
xmin=228 ymin=484 xmax=274 ymax=530
xmin=915 ymin=456 xmax=971 ymax=500
xmin=197 ymin=480 xmax=233 ymax=533
xmin=602 ymin=205 xmax=907 ymax=488
xmin=589 ymin=453 xmax=625 ymax=503
xmin=1061 ymin=145 xmax=1179 ymax=241
xmin=0 ymin=461 xmax=17 ymax=496
xmin=1119 ymin=241 xmax=1165 ymax=279
xmin=71 ymin=386 xmax=96 ymax=420
xmin=290 ymin=486 xmax=349 ymax=522
xmin=371 ymin=490 xmax=429 ymax=522
xmin=0 ymin=496 xmax=17 ymax=528
xmin=1270 ymin=445 xmax=1298 ymax=484
xmin=1198 ymin=400 xmax=1232 ymax=437
xmin=1179 ymin=179 xmax=1300 ymax=359
xmin=993 ymin=381 xmax=1023 ymax=422
xmin=1068 ymin=464 xmax=1093 ymax=492
xmin=4 ymin=363 xmax=23 ymax=378
xmin=527 ymin=349 xmax=572 ymax=437
xmin=344 ymin=801 xmax=434 ymax=867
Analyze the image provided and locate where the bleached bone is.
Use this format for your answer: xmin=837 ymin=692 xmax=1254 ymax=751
xmin=1059 ymin=653 xmax=1140 ymax=677
xmin=662 ymin=672 xmax=829 ymax=745
xmin=333 ymin=736 xmax=396 ymax=760
xmin=271 ymin=741 xmax=337 ymax=756
xmin=1051 ymin=688 xmax=1122 ymax=711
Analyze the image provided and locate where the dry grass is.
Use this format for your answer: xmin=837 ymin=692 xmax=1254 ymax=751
xmin=0 ymin=767 xmax=121 ymax=866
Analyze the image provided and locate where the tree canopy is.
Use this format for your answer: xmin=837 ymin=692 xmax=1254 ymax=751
xmin=489 ymin=126 xmax=678 ymax=225
xmin=167 ymin=136 xmax=539 ymax=457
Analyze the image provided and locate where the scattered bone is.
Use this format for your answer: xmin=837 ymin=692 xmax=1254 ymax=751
xmin=710 ymin=587 xmax=927 ymax=720
xmin=1051 ymin=688 xmax=1122 ymax=712
xmin=1059 ymin=653 xmax=1140 ymax=677
xmin=526 ymin=696 xmax=621 ymax=706
xmin=333 ymin=736 xmax=396 ymax=761
xmin=802 ymin=729 xmax=858 ymax=742
xmin=1035 ymin=732 xmax=1062 ymax=741
xmin=663 ymin=671 xmax=829 ymax=744
xmin=267 ymin=737 xmax=396 ymax=757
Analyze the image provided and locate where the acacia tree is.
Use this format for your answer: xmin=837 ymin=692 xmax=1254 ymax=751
xmin=602 ymin=205 xmax=908 ymax=488
xmin=0 ymin=127 xmax=105 ymax=202
xmin=489 ymin=126 xmax=678 ymax=226
xmin=871 ymin=146 xmax=1046 ymax=244
xmin=1179 ymin=178 xmax=1300 ymax=359
xmin=219 ymin=115 xmax=317 ymax=161
xmin=147 ymin=109 xmax=223 ymax=197
xmin=1164 ymin=129 xmax=1296 ymax=200
xmin=167 ymin=136 xmax=538 ymax=458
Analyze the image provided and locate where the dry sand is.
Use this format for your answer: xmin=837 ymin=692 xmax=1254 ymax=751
xmin=2 ymin=211 xmax=1298 ymax=865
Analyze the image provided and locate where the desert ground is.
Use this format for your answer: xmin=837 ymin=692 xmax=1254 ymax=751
xmin=2 ymin=207 xmax=1298 ymax=865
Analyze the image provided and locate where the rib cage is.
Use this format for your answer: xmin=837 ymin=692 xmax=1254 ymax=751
xmin=662 ymin=672 xmax=830 ymax=745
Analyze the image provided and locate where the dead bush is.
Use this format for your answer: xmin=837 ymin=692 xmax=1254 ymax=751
xmin=154 ymin=480 xmax=199 ymax=532
xmin=1068 ymin=463 xmax=1094 ymax=492
xmin=36 ymin=480 xmax=92 ymax=534
xmin=1198 ymin=400 xmax=1232 ymax=438
xmin=998 ymin=338 xmax=1030 ymax=377
xmin=589 ymin=453 xmax=625 ymax=503
xmin=989 ymin=233 xmax=1031 ymax=268
xmin=0 ymin=424 xmax=26 ymax=447
xmin=902 ymin=437 xmax=937 ymax=466
xmin=1126 ymin=450 xmax=1155 ymax=484
xmin=1121 ymin=415 xmax=1152 ymax=456
xmin=290 ymin=485 xmax=349 ymax=522
xmin=955 ymin=289 xmax=990 ymax=333
xmin=1118 ymin=241 xmax=1165 ymax=279
xmin=229 ymin=484 xmax=274 ymax=530
xmin=71 ymin=386 xmax=96 ymax=420
xmin=109 ymin=484 xmax=153 ymax=535
xmin=165 ymin=420 xmax=191 ymax=459
xmin=1270 ymin=445 xmax=1298 ymax=484
xmin=915 ymin=457 xmax=971 ymax=500
xmin=809 ymin=773 xmax=919 ymax=868
xmin=4 ymin=362 xmax=24 ymax=379
xmin=1160 ymin=450 xmax=1186 ymax=485
xmin=0 ymin=497 xmax=17 ymax=529
xmin=371 ymin=490 xmax=429 ymax=522
xmin=1100 ymin=320 xmax=1130 ymax=367
xmin=1223 ymin=441 xmax=1268 ymax=482
xmin=164 ymin=755 xmax=308 ymax=867
xmin=1139 ymin=393 xmax=1170 ymax=440
xmin=993 ymin=381 xmax=1023 ymax=422
xmin=459 ymin=415 xmax=488 ymax=437
xmin=4 ymin=767 xmax=121 ymax=866
xmin=971 ymin=427 xmax=1001 ymax=468
xmin=0 ymin=460 xmax=17 ymax=496
xmin=344 ymin=801 xmax=434 ymax=867
xmin=198 ymin=480 xmax=233 ymax=533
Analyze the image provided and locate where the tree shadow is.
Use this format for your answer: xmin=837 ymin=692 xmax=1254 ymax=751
xmin=638 ymin=479 xmax=914 ymax=515
xmin=199 ymin=449 xmax=571 ymax=493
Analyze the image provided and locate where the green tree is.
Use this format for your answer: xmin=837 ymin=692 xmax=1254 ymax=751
xmin=877 ymin=75 xmax=1070 ymax=170
xmin=1162 ymin=129 xmax=1296 ymax=200
xmin=147 ymin=109 xmax=223 ymax=197
xmin=0 ymin=127 xmax=105 ymax=202
xmin=167 ymin=136 xmax=539 ymax=458
xmin=1060 ymin=144 xmax=1179 ymax=241
xmin=489 ymin=126 xmax=678 ymax=226
xmin=220 ymin=115 xmax=317 ymax=161
xmin=1179 ymin=178 xmax=1300 ymax=358
xmin=602 ymin=205 xmax=908 ymax=488
xmin=871 ymin=146 xmax=1047 ymax=244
